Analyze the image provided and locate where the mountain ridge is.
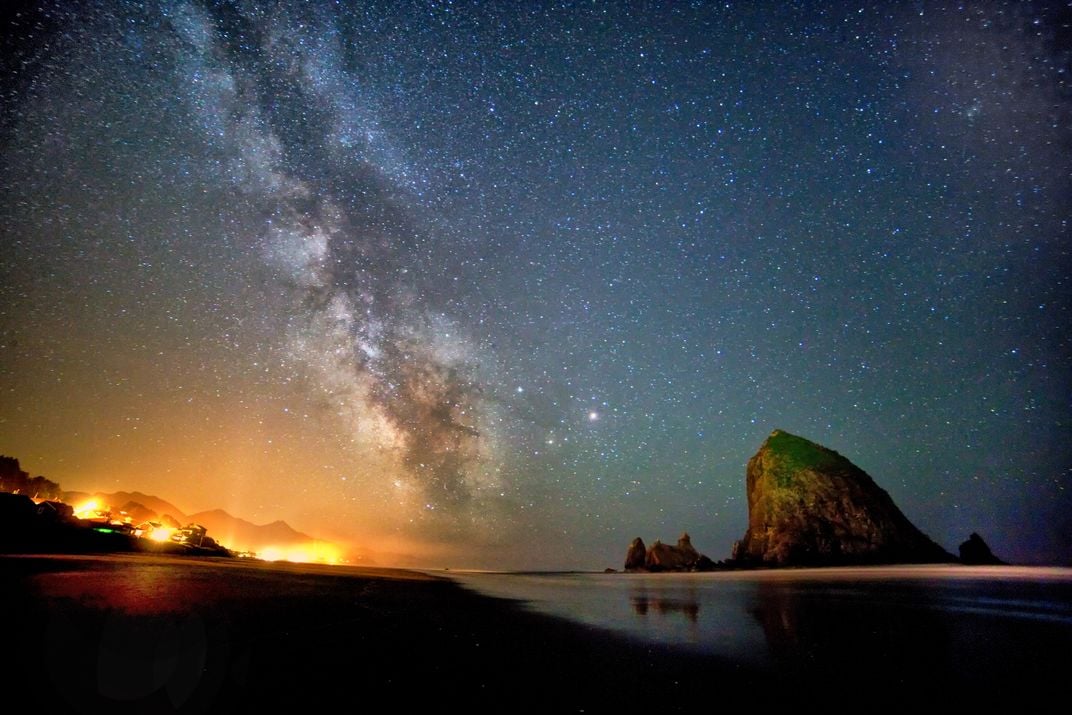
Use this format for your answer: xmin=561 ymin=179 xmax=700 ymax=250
xmin=62 ymin=490 xmax=320 ymax=554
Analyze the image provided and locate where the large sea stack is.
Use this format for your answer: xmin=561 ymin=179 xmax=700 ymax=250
xmin=733 ymin=429 xmax=953 ymax=566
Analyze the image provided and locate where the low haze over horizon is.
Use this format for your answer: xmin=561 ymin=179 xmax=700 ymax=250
xmin=2 ymin=1 xmax=1069 ymax=568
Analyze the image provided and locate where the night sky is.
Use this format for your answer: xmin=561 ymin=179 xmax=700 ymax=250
xmin=1 ymin=1 xmax=1069 ymax=568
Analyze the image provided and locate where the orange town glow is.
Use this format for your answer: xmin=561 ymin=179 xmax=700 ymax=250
xmin=258 ymin=542 xmax=343 ymax=565
xmin=73 ymin=499 xmax=100 ymax=519
xmin=149 ymin=526 xmax=175 ymax=542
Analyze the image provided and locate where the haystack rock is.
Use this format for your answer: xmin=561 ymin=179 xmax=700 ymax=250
xmin=958 ymin=532 xmax=1006 ymax=565
xmin=734 ymin=429 xmax=953 ymax=566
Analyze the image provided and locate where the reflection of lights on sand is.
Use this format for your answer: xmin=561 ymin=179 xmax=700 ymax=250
xmin=259 ymin=543 xmax=342 ymax=565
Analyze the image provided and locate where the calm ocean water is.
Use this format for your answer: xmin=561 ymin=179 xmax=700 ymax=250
xmin=441 ymin=565 xmax=1072 ymax=665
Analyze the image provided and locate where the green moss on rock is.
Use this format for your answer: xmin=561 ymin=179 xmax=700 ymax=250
xmin=734 ymin=429 xmax=953 ymax=566
xmin=763 ymin=429 xmax=842 ymax=486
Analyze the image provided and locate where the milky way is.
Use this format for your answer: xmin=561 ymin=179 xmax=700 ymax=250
xmin=1 ymin=1 xmax=1069 ymax=567
xmin=167 ymin=0 xmax=503 ymax=530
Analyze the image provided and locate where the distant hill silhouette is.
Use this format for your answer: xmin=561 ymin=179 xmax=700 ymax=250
xmin=64 ymin=490 xmax=188 ymax=524
xmin=61 ymin=490 xmax=323 ymax=555
xmin=186 ymin=509 xmax=314 ymax=552
xmin=9 ymin=462 xmax=414 ymax=564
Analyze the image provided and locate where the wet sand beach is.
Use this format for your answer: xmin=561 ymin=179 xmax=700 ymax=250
xmin=2 ymin=554 xmax=1068 ymax=713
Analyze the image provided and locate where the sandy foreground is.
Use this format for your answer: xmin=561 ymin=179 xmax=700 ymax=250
xmin=1 ymin=554 xmax=1066 ymax=713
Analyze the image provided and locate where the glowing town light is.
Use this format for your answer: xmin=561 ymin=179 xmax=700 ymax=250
xmin=150 ymin=527 xmax=173 ymax=542
xmin=286 ymin=548 xmax=311 ymax=563
xmin=261 ymin=547 xmax=284 ymax=562
xmin=257 ymin=543 xmax=342 ymax=564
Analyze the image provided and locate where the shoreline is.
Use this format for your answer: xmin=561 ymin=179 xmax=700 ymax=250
xmin=4 ymin=553 xmax=1068 ymax=712
xmin=431 ymin=562 xmax=1072 ymax=579
xmin=3 ymin=553 xmax=763 ymax=712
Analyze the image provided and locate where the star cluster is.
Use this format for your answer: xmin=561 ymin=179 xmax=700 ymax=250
xmin=1 ymin=1 xmax=1069 ymax=567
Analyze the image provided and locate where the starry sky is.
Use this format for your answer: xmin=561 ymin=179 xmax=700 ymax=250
xmin=1 ymin=1 xmax=1069 ymax=568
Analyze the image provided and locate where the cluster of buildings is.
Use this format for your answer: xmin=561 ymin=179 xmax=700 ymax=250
xmin=0 ymin=491 xmax=227 ymax=556
xmin=70 ymin=499 xmax=216 ymax=549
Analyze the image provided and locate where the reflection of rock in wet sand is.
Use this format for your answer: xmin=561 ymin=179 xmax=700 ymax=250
xmin=631 ymin=593 xmax=700 ymax=622
xmin=751 ymin=579 xmax=952 ymax=680
xmin=749 ymin=576 xmax=1072 ymax=704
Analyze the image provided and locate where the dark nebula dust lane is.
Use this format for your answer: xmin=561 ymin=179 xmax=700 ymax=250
xmin=0 ymin=1 xmax=1069 ymax=568
xmin=141 ymin=0 xmax=507 ymax=536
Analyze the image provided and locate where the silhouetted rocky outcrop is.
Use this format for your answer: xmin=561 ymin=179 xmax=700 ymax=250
xmin=624 ymin=532 xmax=718 ymax=572
xmin=695 ymin=555 xmax=717 ymax=571
xmin=624 ymin=537 xmax=647 ymax=570
xmin=959 ymin=532 xmax=1006 ymax=565
xmin=733 ymin=430 xmax=954 ymax=566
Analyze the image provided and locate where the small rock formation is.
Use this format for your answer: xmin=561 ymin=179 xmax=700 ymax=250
xmin=675 ymin=532 xmax=700 ymax=563
xmin=646 ymin=540 xmax=691 ymax=571
xmin=695 ymin=555 xmax=717 ymax=571
xmin=734 ymin=429 xmax=954 ymax=566
xmin=958 ymin=532 xmax=1006 ymax=565
xmin=624 ymin=537 xmax=647 ymax=570
xmin=625 ymin=532 xmax=716 ymax=572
